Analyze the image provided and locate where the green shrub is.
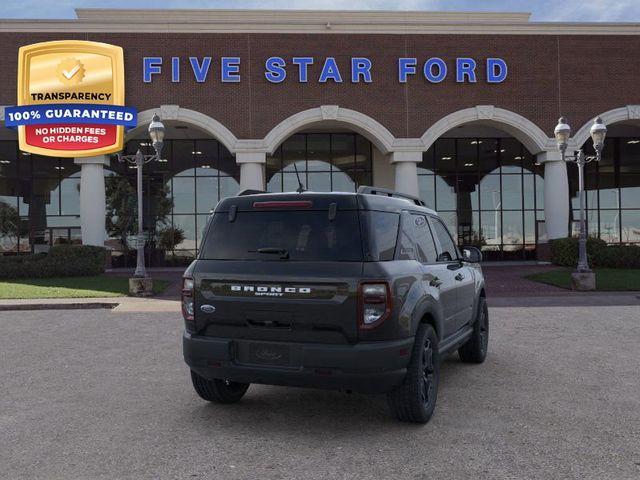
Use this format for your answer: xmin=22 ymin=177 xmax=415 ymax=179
xmin=593 ymin=245 xmax=640 ymax=269
xmin=0 ymin=245 xmax=106 ymax=279
xmin=550 ymin=237 xmax=640 ymax=268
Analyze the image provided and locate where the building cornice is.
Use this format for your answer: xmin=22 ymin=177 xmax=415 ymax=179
xmin=0 ymin=9 xmax=638 ymax=35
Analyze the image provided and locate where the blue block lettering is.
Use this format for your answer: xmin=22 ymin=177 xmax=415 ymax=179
xmin=456 ymin=58 xmax=477 ymax=83
xmin=487 ymin=58 xmax=508 ymax=83
xmin=221 ymin=57 xmax=241 ymax=83
xmin=189 ymin=57 xmax=211 ymax=83
xmin=424 ymin=58 xmax=447 ymax=83
xmin=351 ymin=57 xmax=372 ymax=83
xmin=398 ymin=58 xmax=417 ymax=83
xmin=292 ymin=57 xmax=314 ymax=82
xmin=319 ymin=57 xmax=343 ymax=83
xmin=143 ymin=57 xmax=162 ymax=83
xmin=171 ymin=57 xmax=180 ymax=83
xmin=265 ymin=57 xmax=287 ymax=83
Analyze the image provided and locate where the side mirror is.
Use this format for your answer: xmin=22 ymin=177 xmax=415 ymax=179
xmin=462 ymin=246 xmax=482 ymax=263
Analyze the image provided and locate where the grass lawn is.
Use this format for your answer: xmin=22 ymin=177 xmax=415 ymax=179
xmin=526 ymin=268 xmax=640 ymax=291
xmin=0 ymin=276 xmax=171 ymax=299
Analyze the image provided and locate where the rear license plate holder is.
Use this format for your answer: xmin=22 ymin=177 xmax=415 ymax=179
xmin=237 ymin=341 xmax=292 ymax=367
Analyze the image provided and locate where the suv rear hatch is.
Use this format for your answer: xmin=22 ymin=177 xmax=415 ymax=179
xmin=193 ymin=194 xmax=364 ymax=344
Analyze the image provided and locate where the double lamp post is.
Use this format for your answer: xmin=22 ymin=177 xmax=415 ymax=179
xmin=553 ymin=115 xmax=607 ymax=290
xmin=117 ymin=114 xmax=165 ymax=294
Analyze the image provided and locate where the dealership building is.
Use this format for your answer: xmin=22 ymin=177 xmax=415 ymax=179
xmin=0 ymin=9 xmax=639 ymax=264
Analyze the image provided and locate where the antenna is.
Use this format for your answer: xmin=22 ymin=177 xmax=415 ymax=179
xmin=293 ymin=162 xmax=306 ymax=193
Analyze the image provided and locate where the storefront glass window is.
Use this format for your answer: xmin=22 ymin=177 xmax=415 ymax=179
xmin=266 ymin=133 xmax=372 ymax=193
xmin=419 ymin=137 xmax=544 ymax=260
xmin=569 ymin=137 xmax=640 ymax=245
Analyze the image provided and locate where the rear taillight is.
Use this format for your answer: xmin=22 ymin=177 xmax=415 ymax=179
xmin=182 ymin=277 xmax=195 ymax=328
xmin=358 ymin=282 xmax=392 ymax=330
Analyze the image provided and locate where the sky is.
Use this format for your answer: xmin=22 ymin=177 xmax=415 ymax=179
xmin=0 ymin=0 xmax=639 ymax=22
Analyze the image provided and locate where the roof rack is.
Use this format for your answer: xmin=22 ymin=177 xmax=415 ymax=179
xmin=357 ymin=186 xmax=426 ymax=207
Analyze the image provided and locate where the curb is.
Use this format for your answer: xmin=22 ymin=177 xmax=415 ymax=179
xmin=0 ymin=302 xmax=119 ymax=312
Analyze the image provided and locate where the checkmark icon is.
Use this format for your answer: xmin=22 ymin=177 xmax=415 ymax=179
xmin=62 ymin=64 xmax=80 ymax=79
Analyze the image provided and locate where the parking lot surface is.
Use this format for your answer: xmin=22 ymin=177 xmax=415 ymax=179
xmin=1 ymin=306 xmax=639 ymax=480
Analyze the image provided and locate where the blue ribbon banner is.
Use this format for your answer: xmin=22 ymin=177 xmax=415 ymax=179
xmin=4 ymin=104 xmax=138 ymax=128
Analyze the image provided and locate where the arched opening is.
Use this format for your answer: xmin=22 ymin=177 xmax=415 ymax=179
xmin=419 ymin=123 xmax=545 ymax=261
xmin=109 ymin=120 xmax=240 ymax=267
xmin=265 ymin=126 xmax=376 ymax=194
xmin=263 ymin=106 xmax=395 ymax=194
xmin=570 ymin=120 xmax=640 ymax=245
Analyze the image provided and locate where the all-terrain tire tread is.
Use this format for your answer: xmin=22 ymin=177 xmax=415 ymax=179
xmin=458 ymin=296 xmax=489 ymax=364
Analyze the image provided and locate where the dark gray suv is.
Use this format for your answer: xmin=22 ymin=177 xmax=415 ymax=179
xmin=182 ymin=187 xmax=488 ymax=423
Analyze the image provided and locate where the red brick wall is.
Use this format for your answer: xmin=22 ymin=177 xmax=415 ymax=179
xmin=0 ymin=32 xmax=638 ymax=141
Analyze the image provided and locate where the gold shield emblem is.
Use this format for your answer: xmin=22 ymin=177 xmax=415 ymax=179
xmin=16 ymin=40 xmax=125 ymax=157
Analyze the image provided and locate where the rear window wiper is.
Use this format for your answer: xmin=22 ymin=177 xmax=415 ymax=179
xmin=252 ymin=247 xmax=290 ymax=260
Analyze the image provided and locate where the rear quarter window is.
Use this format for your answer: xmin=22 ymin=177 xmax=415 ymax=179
xmin=360 ymin=211 xmax=400 ymax=261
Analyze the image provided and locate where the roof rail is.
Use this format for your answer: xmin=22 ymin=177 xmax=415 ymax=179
xmin=237 ymin=188 xmax=267 ymax=196
xmin=357 ymin=186 xmax=426 ymax=207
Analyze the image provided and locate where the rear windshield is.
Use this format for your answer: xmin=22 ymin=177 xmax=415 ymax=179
xmin=200 ymin=210 xmax=364 ymax=261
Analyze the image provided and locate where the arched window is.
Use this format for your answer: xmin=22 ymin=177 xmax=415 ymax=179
xmin=267 ymin=133 xmax=372 ymax=192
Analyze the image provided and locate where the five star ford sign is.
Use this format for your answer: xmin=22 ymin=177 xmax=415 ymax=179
xmin=5 ymin=40 xmax=137 ymax=158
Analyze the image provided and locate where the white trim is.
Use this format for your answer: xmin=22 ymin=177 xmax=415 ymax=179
xmin=0 ymin=9 xmax=639 ymax=35
xmin=127 ymin=106 xmax=239 ymax=153
xmin=420 ymin=105 xmax=553 ymax=154
xmin=263 ymin=105 xmax=396 ymax=155
xmin=572 ymin=105 xmax=640 ymax=148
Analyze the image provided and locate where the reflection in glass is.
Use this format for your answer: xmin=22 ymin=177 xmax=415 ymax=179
xmin=479 ymin=175 xmax=501 ymax=211
xmin=501 ymin=175 xmax=523 ymax=210
xmin=172 ymin=214 xmax=196 ymax=251
xmin=599 ymin=210 xmax=620 ymax=243
xmin=266 ymin=133 xmax=372 ymax=193
xmin=621 ymin=174 xmax=640 ymax=209
xmin=436 ymin=176 xmax=456 ymax=210
xmin=502 ymin=211 xmax=523 ymax=250
xmin=418 ymin=175 xmax=435 ymax=209
xmin=621 ymin=210 xmax=640 ymax=243
xmin=196 ymin=177 xmax=218 ymax=214
xmin=172 ymin=177 xmax=195 ymax=214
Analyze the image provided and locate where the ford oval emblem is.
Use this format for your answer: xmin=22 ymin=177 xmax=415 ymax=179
xmin=200 ymin=304 xmax=216 ymax=314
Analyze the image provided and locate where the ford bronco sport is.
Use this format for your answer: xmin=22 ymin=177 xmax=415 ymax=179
xmin=182 ymin=186 xmax=488 ymax=423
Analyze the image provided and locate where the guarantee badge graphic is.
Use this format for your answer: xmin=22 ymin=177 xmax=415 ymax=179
xmin=5 ymin=40 xmax=137 ymax=157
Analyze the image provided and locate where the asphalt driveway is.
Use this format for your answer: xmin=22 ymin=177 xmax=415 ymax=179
xmin=1 ymin=306 xmax=639 ymax=480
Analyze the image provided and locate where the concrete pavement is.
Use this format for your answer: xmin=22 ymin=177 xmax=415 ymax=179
xmin=1 ymin=306 xmax=639 ymax=479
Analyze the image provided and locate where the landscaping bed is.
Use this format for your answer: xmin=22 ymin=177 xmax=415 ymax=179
xmin=526 ymin=268 xmax=640 ymax=291
xmin=0 ymin=275 xmax=170 ymax=299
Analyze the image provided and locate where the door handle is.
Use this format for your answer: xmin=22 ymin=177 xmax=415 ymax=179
xmin=429 ymin=277 xmax=443 ymax=288
xmin=455 ymin=273 xmax=465 ymax=281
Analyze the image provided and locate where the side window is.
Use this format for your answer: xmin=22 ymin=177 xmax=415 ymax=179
xmin=412 ymin=214 xmax=438 ymax=263
xmin=396 ymin=213 xmax=438 ymax=263
xmin=363 ymin=211 xmax=399 ymax=261
xmin=430 ymin=217 xmax=458 ymax=262
xmin=397 ymin=213 xmax=416 ymax=261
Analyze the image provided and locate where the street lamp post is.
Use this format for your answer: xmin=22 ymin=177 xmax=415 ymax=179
xmin=117 ymin=114 xmax=165 ymax=289
xmin=553 ymin=116 xmax=607 ymax=289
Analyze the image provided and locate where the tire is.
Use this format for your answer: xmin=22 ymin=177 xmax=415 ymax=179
xmin=387 ymin=324 xmax=439 ymax=424
xmin=458 ymin=296 xmax=489 ymax=364
xmin=190 ymin=370 xmax=250 ymax=404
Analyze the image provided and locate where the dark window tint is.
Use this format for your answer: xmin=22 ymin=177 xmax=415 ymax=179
xmin=412 ymin=214 xmax=438 ymax=263
xmin=431 ymin=217 xmax=458 ymax=262
xmin=397 ymin=214 xmax=416 ymax=261
xmin=361 ymin=211 xmax=399 ymax=261
xmin=201 ymin=211 xmax=363 ymax=261
xmin=397 ymin=213 xmax=438 ymax=263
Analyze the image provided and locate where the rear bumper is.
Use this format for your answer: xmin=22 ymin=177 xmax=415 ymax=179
xmin=183 ymin=332 xmax=414 ymax=394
